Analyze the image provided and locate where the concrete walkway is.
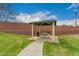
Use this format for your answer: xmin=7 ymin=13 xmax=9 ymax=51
xmin=18 ymin=39 xmax=44 ymax=56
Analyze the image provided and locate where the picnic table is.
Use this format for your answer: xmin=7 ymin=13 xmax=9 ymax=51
xmin=39 ymin=33 xmax=50 ymax=39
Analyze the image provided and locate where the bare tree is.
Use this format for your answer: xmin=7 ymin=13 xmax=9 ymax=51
xmin=0 ymin=3 xmax=16 ymax=22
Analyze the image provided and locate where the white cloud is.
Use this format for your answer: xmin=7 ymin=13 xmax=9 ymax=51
xmin=66 ymin=3 xmax=79 ymax=10
xmin=15 ymin=14 xmax=30 ymax=23
xmin=67 ymin=4 xmax=75 ymax=10
xmin=57 ymin=19 xmax=79 ymax=26
xmin=48 ymin=15 xmax=57 ymax=20
xmin=15 ymin=11 xmax=57 ymax=23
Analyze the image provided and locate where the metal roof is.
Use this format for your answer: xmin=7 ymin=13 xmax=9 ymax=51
xmin=29 ymin=19 xmax=57 ymax=25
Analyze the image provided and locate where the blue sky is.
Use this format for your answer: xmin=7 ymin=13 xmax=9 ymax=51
xmin=11 ymin=3 xmax=79 ymax=21
xmin=1 ymin=3 xmax=78 ymax=26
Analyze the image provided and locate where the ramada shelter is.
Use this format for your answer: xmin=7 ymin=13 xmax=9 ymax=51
xmin=29 ymin=19 xmax=57 ymax=40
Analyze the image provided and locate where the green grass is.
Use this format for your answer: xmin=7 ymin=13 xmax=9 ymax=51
xmin=43 ymin=35 xmax=79 ymax=56
xmin=0 ymin=32 xmax=33 ymax=56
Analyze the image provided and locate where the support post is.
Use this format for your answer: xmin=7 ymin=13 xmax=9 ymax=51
xmin=52 ymin=22 xmax=55 ymax=39
xmin=38 ymin=24 xmax=41 ymax=34
xmin=32 ymin=23 xmax=34 ymax=40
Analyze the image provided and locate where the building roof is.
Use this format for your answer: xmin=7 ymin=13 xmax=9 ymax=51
xmin=29 ymin=19 xmax=57 ymax=25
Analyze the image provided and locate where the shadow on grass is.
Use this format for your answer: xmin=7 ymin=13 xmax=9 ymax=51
xmin=43 ymin=36 xmax=79 ymax=56
xmin=59 ymin=37 xmax=79 ymax=53
xmin=46 ymin=38 xmax=78 ymax=51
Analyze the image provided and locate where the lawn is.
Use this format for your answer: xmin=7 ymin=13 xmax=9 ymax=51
xmin=0 ymin=32 xmax=33 ymax=56
xmin=43 ymin=35 xmax=79 ymax=56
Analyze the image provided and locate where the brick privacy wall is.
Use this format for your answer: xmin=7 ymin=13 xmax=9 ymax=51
xmin=0 ymin=22 xmax=52 ymax=35
xmin=56 ymin=26 xmax=79 ymax=35
xmin=0 ymin=22 xmax=32 ymax=34
xmin=0 ymin=22 xmax=79 ymax=35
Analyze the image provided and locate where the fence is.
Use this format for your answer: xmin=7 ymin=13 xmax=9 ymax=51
xmin=0 ymin=22 xmax=79 ymax=35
